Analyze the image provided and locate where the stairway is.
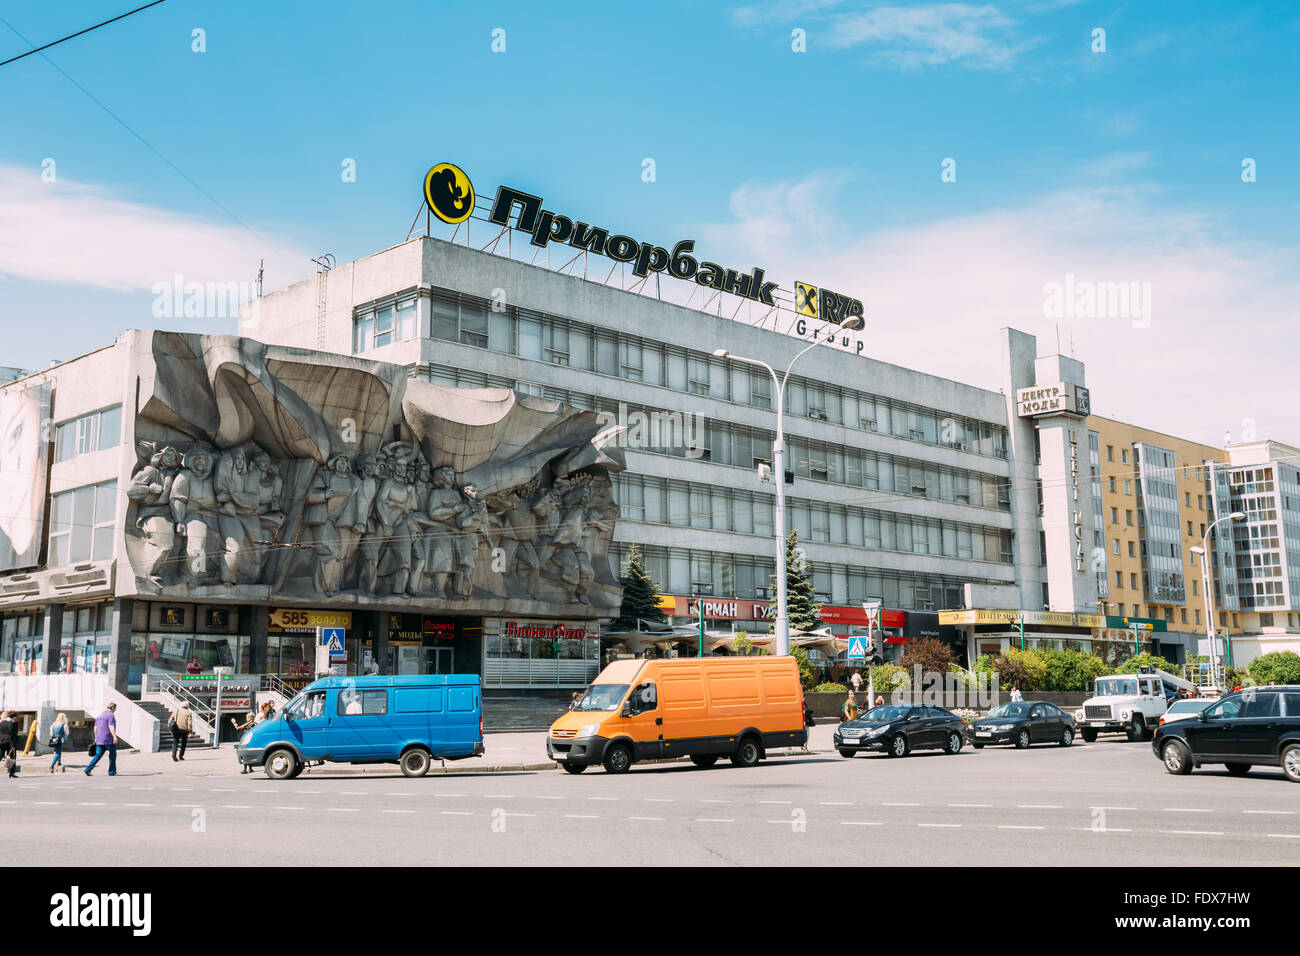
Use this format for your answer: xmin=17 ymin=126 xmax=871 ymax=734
xmin=137 ymin=700 xmax=210 ymax=752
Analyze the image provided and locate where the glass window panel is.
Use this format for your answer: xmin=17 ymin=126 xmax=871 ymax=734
xmin=734 ymin=494 xmax=753 ymax=534
xmin=641 ymin=344 xmax=662 ymax=386
xmin=98 ymin=407 xmax=121 ymax=451
xmin=731 ymin=366 xmax=750 ymax=404
xmin=55 ymin=423 xmax=76 ymax=462
xmin=667 ymin=352 xmax=687 ymax=390
xmin=518 ymin=317 xmax=542 ymax=359
xmin=645 ymin=481 xmax=664 ymax=523
xmin=95 ymin=481 xmax=117 ymax=523
xmin=569 ymin=327 xmax=593 ymax=370
xmin=92 ymin=526 xmax=114 ymax=561
xmin=431 ymin=300 xmax=458 ymax=341
xmin=71 ymin=487 xmax=94 ymax=562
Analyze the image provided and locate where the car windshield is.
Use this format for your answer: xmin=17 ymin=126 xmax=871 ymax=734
xmin=1095 ymin=678 xmax=1138 ymax=697
xmin=573 ymin=684 xmax=629 ymax=712
xmin=861 ymin=705 xmax=911 ymax=722
xmin=282 ymin=692 xmax=307 ymax=718
xmin=986 ymin=702 xmax=1031 ymax=718
xmin=1167 ymin=700 xmax=1211 ymax=714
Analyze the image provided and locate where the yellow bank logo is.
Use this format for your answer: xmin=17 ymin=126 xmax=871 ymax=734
xmin=795 ymin=280 xmax=819 ymax=318
xmin=424 ymin=163 xmax=475 ymax=225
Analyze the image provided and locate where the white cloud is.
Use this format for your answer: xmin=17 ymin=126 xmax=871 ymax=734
xmin=733 ymin=1 xmax=1039 ymax=69
xmin=691 ymin=173 xmax=1300 ymax=445
xmin=0 ymin=164 xmax=308 ymax=292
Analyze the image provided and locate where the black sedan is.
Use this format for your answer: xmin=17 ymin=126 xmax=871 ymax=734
xmin=966 ymin=701 xmax=1077 ymax=749
xmin=833 ymin=704 xmax=966 ymax=758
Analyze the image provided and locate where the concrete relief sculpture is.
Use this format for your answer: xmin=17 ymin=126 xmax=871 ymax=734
xmin=123 ymin=332 xmax=623 ymax=615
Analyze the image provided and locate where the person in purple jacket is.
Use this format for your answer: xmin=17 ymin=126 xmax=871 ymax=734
xmin=84 ymin=703 xmax=119 ymax=776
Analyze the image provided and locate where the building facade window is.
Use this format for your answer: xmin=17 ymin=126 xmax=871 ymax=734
xmin=54 ymin=405 xmax=122 ymax=463
xmin=353 ymin=289 xmax=420 ymax=353
xmin=48 ymin=480 xmax=118 ymax=566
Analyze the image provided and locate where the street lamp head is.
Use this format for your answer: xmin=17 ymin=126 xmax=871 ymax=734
xmin=1190 ymin=546 xmax=1205 ymax=556
xmin=712 ymin=348 xmax=729 ymax=358
xmin=838 ymin=315 xmax=866 ymax=332
xmin=1229 ymin=511 xmax=1246 ymax=520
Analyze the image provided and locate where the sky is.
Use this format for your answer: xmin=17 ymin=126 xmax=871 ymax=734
xmin=1 ymin=0 xmax=1297 ymax=446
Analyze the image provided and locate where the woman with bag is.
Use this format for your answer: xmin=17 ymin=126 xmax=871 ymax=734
xmin=0 ymin=711 xmax=16 ymax=779
xmin=48 ymin=712 xmax=68 ymax=773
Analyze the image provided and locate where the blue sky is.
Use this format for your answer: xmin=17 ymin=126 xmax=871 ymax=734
xmin=1 ymin=1 xmax=1297 ymax=443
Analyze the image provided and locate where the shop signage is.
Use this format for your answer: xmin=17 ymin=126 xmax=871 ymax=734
xmin=1070 ymin=430 xmax=1085 ymax=572
xmin=665 ymin=596 xmax=904 ymax=629
xmin=423 ymin=618 xmax=455 ymax=642
xmin=218 ymin=698 xmax=250 ymax=709
xmin=1015 ymin=382 xmax=1091 ymax=419
xmin=501 ymin=621 xmax=594 ymax=641
xmin=1104 ymin=615 xmax=1167 ymax=632
xmin=422 ymin=163 xmax=865 ymax=324
xmin=269 ymin=609 xmax=352 ymax=634
xmin=939 ymin=608 xmax=1107 ymax=628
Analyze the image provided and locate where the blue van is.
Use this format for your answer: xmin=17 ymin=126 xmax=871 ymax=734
xmin=236 ymin=674 xmax=484 ymax=779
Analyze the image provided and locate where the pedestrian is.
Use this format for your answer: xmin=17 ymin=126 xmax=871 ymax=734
xmin=231 ymin=711 xmax=258 ymax=773
xmin=850 ymin=670 xmax=862 ymax=695
xmin=874 ymin=695 xmax=884 ymax=709
xmin=262 ymin=700 xmax=277 ymax=722
xmin=48 ymin=712 xmax=69 ymax=773
xmin=170 ymin=701 xmax=194 ymax=762
xmin=568 ymin=692 xmax=580 ymax=712
xmin=1010 ymin=686 xmax=1023 ymax=703
xmin=186 ymin=657 xmax=202 ymax=675
xmin=366 ymin=658 xmax=380 ymax=676
xmin=84 ymin=703 xmax=119 ymax=776
xmin=0 ymin=710 xmax=16 ymax=779
xmin=801 ymin=697 xmax=815 ymax=753
xmin=840 ymin=692 xmax=859 ymax=723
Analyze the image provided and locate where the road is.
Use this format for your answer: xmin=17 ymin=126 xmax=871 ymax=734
xmin=8 ymin=733 xmax=1298 ymax=865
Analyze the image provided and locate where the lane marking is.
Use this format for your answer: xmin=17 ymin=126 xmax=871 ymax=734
xmin=171 ymin=803 xmax=200 ymax=808
xmin=1078 ymin=827 xmax=1131 ymax=832
xmin=1244 ymin=810 xmax=1294 ymax=815
xmin=340 ymin=791 xmax=367 ymax=795
xmin=535 ymin=796 xmax=563 ymax=800
xmin=949 ymin=803 xmax=991 ymax=808
xmin=820 ymin=801 xmax=852 ymax=806
xmin=884 ymin=802 xmax=922 ymax=807
xmin=564 ymin=814 xmax=599 ymax=819
xmin=327 ymin=808 xmax=359 ymax=813
xmin=1164 ymin=808 xmax=1214 ymax=813
xmin=760 ymin=800 xmax=792 ymax=805
xmin=999 ymin=825 xmax=1045 ymax=830
xmin=439 ymin=810 xmax=472 ymax=816
xmin=501 ymin=812 xmax=536 ymax=817
xmin=644 ymin=798 xmax=674 ymax=803
xmin=1266 ymin=833 xmax=1300 ymax=839
xmin=434 ymin=793 xmax=463 ymax=798
xmin=841 ymin=821 xmax=883 ymax=827
xmin=700 ymin=799 xmax=731 ymax=804
xmin=274 ymin=806 xmax=304 ymax=811
xmin=294 ymin=790 xmax=322 ymax=794
xmin=695 ymin=818 xmax=734 ymax=823
xmin=588 ymin=796 xmax=618 ymax=801
xmin=222 ymin=805 xmax=252 ymax=809
xmin=1163 ymin=830 xmax=1224 ymax=836
xmin=124 ymin=803 xmax=154 ymax=807
xmin=169 ymin=787 xmax=194 ymax=792
xmin=918 ymin=823 xmax=960 ymax=828
xmin=382 ymin=809 xmax=415 ymax=814
xmin=1093 ymin=806 xmax=1137 ymax=810
xmin=485 ymin=794 xmax=514 ymax=798
xmin=34 ymin=801 xmax=62 ymax=805
xmin=210 ymin=789 xmax=235 ymax=793
xmin=77 ymin=802 xmax=105 ymax=806
xmin=628 ymin=816 xmax=663 ymax=821
xmin=1017 ymin=804 xmax=1063 ymax=809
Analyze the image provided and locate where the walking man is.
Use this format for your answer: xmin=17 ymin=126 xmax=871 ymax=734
xmin=170 ymin=701 xmax=194 ymax=761
xmin=84 ymin=702 xmax=119 ymax=776
xmin=850 ymin=670 xmax=862 ymax=695
xmin=0 ymin=710 xmax=15 ymax=778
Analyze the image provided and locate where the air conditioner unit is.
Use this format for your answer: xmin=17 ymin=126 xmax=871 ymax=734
xmin=952 ymin=440 xmax=967 ymax=450
xmin=861 ymin=419 xmax=878 ymax=431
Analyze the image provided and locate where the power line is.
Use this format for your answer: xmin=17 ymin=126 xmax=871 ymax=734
xmin=0 ymin=1 xmax=169 ymax=69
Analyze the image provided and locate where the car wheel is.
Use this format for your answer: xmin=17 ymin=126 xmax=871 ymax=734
xmin=730 ymin=737 xmax=761 ymax=767
xmin=837 ymin=749 xmax=856 ymax=758
xmin=1162 ymin=739 xmax=1192 ymax=775
xmin=1224 ymin=762 xmax=1251 ymax=777
xmin=1282 ymin=744 xmax=1300 ymax=783
xmin=561 ymin=761 xmax=586 ymax=774
xmin=1059 ymin=727 xmax=1074 ymax=747
xmin=602 ymin=743 xmax=633 ymax=774
xmin=944 ymin=732 xmax=962 ymax=755
xmin=1126 ymin=717 xmax=1146 ymax=742
xmin=399 ymin=748 xmax=431 ymax=778
xmin=264 ymin=748 xmax=298 ymax=781
xmin=1015 ymin=729 xmax=1031 ymax=749
xmin=689 ymin=754 xmax=719 ymax=768
xmin=1081 ymin=727 xmax=1098 ymax=743
xmin=888 ymin=734 xmax=909 ymax=758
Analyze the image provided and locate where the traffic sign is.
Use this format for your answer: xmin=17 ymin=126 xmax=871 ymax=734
xmin=847 ymin=636 xmax=868 ymax=661
xmin=318 ymin=626 xmax=347 ymax=662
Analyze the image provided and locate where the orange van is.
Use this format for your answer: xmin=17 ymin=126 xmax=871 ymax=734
xmin=547 ymin=656 xmax=807 ymax=773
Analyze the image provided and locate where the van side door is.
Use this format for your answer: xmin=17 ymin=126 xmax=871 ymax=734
xmin=337 ymin=688 xmax=392 ymax=759
xmin=285 ymin=690 xmax=330 ymax=758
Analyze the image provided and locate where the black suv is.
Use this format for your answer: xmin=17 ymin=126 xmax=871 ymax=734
xmin=1152 ymin=686 xmax=1300 ymax=782
xmin=833 ymin=703 xmax=966 ymax=758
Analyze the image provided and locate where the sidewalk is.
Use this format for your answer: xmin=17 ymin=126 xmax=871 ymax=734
xmin=10 ymin=725 xmax=841 ymax=778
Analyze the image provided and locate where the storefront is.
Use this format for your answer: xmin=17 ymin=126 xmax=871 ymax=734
xmin=359 ymin=613 xmax=471 ymax=677
xmin=483 ymin=618 xmax=600 ymax=688
xmin=131 ymin=602 xmax=251 ymax=693
xmin=267 ymin=608 xmax=352 ymax=690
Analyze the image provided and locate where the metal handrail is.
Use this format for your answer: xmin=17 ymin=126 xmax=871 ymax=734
xmin=154 ymin=675 xmax=219 ymax=746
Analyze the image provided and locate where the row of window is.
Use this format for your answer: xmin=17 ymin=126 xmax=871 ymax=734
xmin=423 ymin=364 xmax=1012 ymax=511
xmin=612 ymin=474 xmax=1014 ymax=563
xmin=610 ymin=542 xmax=984 ymax=610
xmin=365 ymin=288 xmax=1010 ymax=458
xmin=54 ymin=406 xmax=121 ymax=464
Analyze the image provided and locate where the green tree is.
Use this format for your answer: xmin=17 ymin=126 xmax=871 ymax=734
xmin=773 ymin=530 xmax=822 ymax=632
xmin=992 ymin=647 xmax=1047 ymax=692
xmin=1248 ymin=651 xmax=1300 ymax=686
xmin=733 ymin=631 xmax=770 ymax=657
xmin=1040 ymin=648 xmax=1108 ymax=692
xmin=610 ymin=545 xmax=666 ymax=631
xmin=900 ymin=638 xmax=956 ymax=681
xmin=1116 ymin=652 xmax=1178 ymax=674
xmin=791 ymin=646 xmax=817 ymax=690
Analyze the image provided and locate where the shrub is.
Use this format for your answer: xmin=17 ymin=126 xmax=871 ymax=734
xmin=812 ymin=683 xmax=848 ymax=694
xmin=1247 ymin=651 xmax=1300 ymax=686
xmin=1040 ymin=648 xmax=1108 ymax=692
xmin=869 ymin=663 xmax=908 ymax=695
xmin=791 ymin=646 xmax=817 ymax=690
xmin=900 ymin=638 xmax=956 ymax=679
xmin=1116 ymin=652 xmax=1178 ymax=674
xmin=992 ymin=647 xmax=1047 ymax=692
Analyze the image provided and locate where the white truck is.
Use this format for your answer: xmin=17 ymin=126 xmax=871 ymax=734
xmin=1074 ymin=666 xmax=1197 ymax=742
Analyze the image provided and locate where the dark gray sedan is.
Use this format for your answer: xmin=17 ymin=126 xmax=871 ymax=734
xmin=833 ymin=703 xmax=966 ymax=758
xmin=967 ymin=701 xmax=1077 ymax=749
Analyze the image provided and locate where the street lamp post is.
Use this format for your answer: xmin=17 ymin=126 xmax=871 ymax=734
xmin=1191 ymin=511 xmax=1246 ymax=689
xmin=714 ymin=315 xmax=865 ymax=657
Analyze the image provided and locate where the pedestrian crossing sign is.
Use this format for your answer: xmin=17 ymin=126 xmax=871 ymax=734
xmin=847 ymin=636 xmax=868 ymax=660
xmin=319 ymin=626 xmax=346 ymax=661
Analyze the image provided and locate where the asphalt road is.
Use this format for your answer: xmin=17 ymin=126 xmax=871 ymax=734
xmin=8 ymin=734 xmax=1298 ymax=866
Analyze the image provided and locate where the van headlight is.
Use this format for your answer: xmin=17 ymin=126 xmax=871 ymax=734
xmin=579 ymin=722 xmax=602 ymax=737
xmin=240 ymin=732 xmax=252 ymax=746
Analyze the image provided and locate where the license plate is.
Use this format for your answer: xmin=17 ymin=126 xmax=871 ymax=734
xmin=841 ymin=735 xmax=860 ymax=743
xmin=976 ymin=732 xmax=991 ymax=737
